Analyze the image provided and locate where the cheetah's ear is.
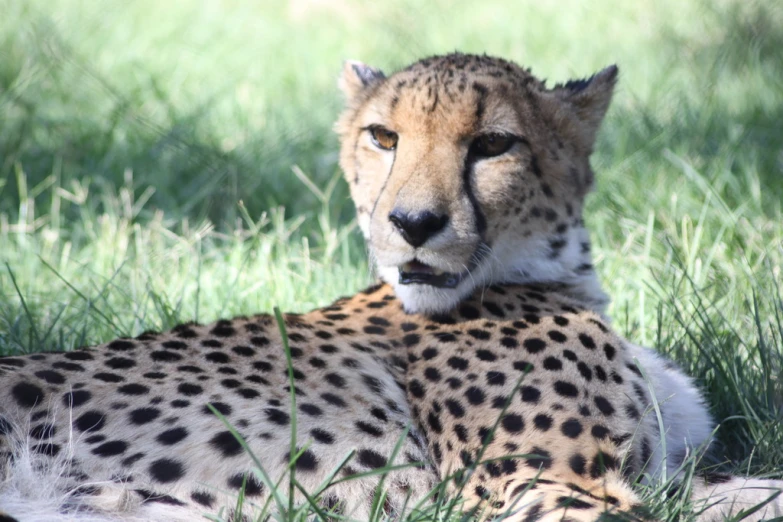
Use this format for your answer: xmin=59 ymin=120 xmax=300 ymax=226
xmin=339 ymin=60 xmax=386 ymax=101
xmin=550 ymin=65 xmax=618 ymax=144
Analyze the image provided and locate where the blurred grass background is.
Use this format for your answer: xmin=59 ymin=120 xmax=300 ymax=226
xmin=1 ymin=0 xmax=782 ymax=512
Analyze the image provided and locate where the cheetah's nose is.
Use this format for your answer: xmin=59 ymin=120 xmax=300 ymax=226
xmin=388 ymin=209 xmax=448 ymax=248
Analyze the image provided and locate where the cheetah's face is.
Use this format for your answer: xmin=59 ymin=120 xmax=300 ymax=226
xmin=336 ymin=54 xmax=617 ymax=314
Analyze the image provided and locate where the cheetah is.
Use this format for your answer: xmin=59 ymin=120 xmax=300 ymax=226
xmin=1 ymin=53 xmax=781 ymax=522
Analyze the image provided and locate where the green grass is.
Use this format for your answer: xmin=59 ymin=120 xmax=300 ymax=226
xmin=1 ymin=0 xmax=782 ymax=519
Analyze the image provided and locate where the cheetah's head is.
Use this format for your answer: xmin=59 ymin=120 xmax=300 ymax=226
xmin=336 ymin=53 xmax=616 ymax=314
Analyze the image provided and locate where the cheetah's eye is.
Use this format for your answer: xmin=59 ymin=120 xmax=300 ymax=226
xmin=469 ymin=133 xmax=515 ymax=158
xmin=369 ymin=127 xmax=399 ymax=151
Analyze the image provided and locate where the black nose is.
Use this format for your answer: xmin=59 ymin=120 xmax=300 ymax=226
xmin=388 ymin=209 xmax=448 ymax=247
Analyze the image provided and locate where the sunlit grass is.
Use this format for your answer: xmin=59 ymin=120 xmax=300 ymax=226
xmin=1 ymin=0 xmax=782 ymax=519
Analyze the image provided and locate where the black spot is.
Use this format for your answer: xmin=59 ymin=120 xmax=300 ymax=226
xmin=250 ymin=336 xmax=270 ymax=347
xmin=64 ymin=351 xmax=94 ymax=361
xmin=526 ymin=447 xmax=552 ymax=470
xmin=129 ymin=408 xmax=161 ymax=425
xmin=210 ymin=323 xmax=236 ymax=337
xmin=556 ymin=496 xmax=593 ymax=510
xmin=204 ymin=402 xmax=232 ymax=416
xmin=520 ymin=386 xmax=541 ymax=403
xmin=445 ymin=399 xmax=465 ymax=418
xmin=421 ymin=347 xmax=438 ymax=360
xmin=484 ymin=302 xmax=505 ymax=317
xmin=325 ymin=373 xmax=346 ymax=388
xmin=408 ymin=379 xmax=425 ymax=398
xmin=533 ymin=414 xmax=552 ymax=431
xmin=157 ymin=427 xmax=188 ymax=445
xmin=30 ymin=423 xmax=55 ymax=440
xmin=594 ymin=396 xmax=615 ymax=416
xmin=122 ymin=452 xmax=145 ymax=466
xmin=321 ymin=393 xmax=346 ymax=407
xmin=108 ymin=340 xmax=135 ymax=351
xmin=459 ymin=304 xmax=481 ymax=319
xmin=51 ymin=361 xmax=84 ymax=372
xmin=118 ymin=384 xmax=149 ymax=396
xmin=265 ymin=408 xmax=290 ymax=425
xmin=554 ymin=381 xmax=578 ymax=398
xmin=92 ymin=440 xmax=128 ymax=456
xmin=143 ymin=372 xmax=167 ymax=379
xmin=252 ymin=361 xmax=273 ymax=373
xmin=547 ymin=330 xmax=567 ymax=343
xmin=502 ymin=414 xmax=524 ymax=433
xmin=523 ymin=338 xmax=546 ymax=353
xmin=356 ymin=421 xmax=384 ymax=437
xmin=426 ymin=412 xmax=443 ymax=433
xmin=591 ymin=425 xmax=610 ymax=439
xmin=476 ymin=350 xmax=496 ymax=361
xmin=311 ymin=428 xmax=335 ymax=444
xmin=149 ymin=458 xmax=185 ymax=483
xmin=93 ymin=372 xmax=124 ymax=383
xmin=424 ymin=367 xmax=441 ymax=382
xmin=590 ymin=451 xmax=618 ymax=478
xmin=62 ymin=390 xmax=91 ymax=408
xmin=177 ymin=383 xmax=202 ymax=396
xmin=467 ymin=329 xmax=491 ymax=340
xmin=135 ymin=489 xmax=185 ymax=506
xmin=161 ymin=340 xmax=188 ymax=350
xmin=578 ymin=334 xmax=596 ymax=349
xmin=561 ymin=418 xmax=583 ymax=438
xmin=227 ymin=473 xmax=264 ymax=496
xmin=569 ymin=454 xmax=587 ymax=475
xmin=486 ymin=371 xmax=506 ymax=386
xmin=603 ymin=343 xmax=616 ymax=360
xmin=358 ymin=449 xmax=386 ymax=469
xmin=543 ymin=357 xmax=563 ymax=371
xmin=0 ymin=416 xmax=12 ymax=435
xmin=370 ymin=407 xmax=388 ymax=422
xmin=105 ymin=357 xmax=135 ymax=369
xmin=465 ymin=386 xmax=485 ymax=405
xmin=74 ymin=411 xmax=105 ymax=432
xmin=236 ymin=388 xmax=260 ymax=400
xmin=308 ymin=357 xmax=326 ymax=369
xmin=209 ymin=431 xmax=243 ymax=457
xmin=403 ymin=334 xmax=421 ymax=347
xmin=434 ymin=332 xmax=458 ymax=343
xmin=447 ymin=356 xmax=468 ymax=370
xmin=30 ymin=441 xmax=60 ymax=456
xmin=287 ymin=448 xmax=318 ymax=471
xmin=190 ymin=491 xmax=215 ymax=508
xmin=577 ymin=362 xmax=593 ymax=381
xmin=300 ymin=403 xmax=323 ymax=416
xmin=150 ymin=351 xmax=182 ymax=362
xmin=205 ymin=352 xmax=230 ymax=364
xmin=493 ymin=336 xmax=515 ymax=350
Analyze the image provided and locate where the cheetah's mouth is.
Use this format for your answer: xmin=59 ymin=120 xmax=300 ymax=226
xmin=398 ymin=260 xmax=463 ymax=289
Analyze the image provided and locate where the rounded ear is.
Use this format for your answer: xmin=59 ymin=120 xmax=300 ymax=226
xmin=338 ymin=60 xmax=386 ymax=101
xmin=549 ymin=65 xmax=618 ymax=143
